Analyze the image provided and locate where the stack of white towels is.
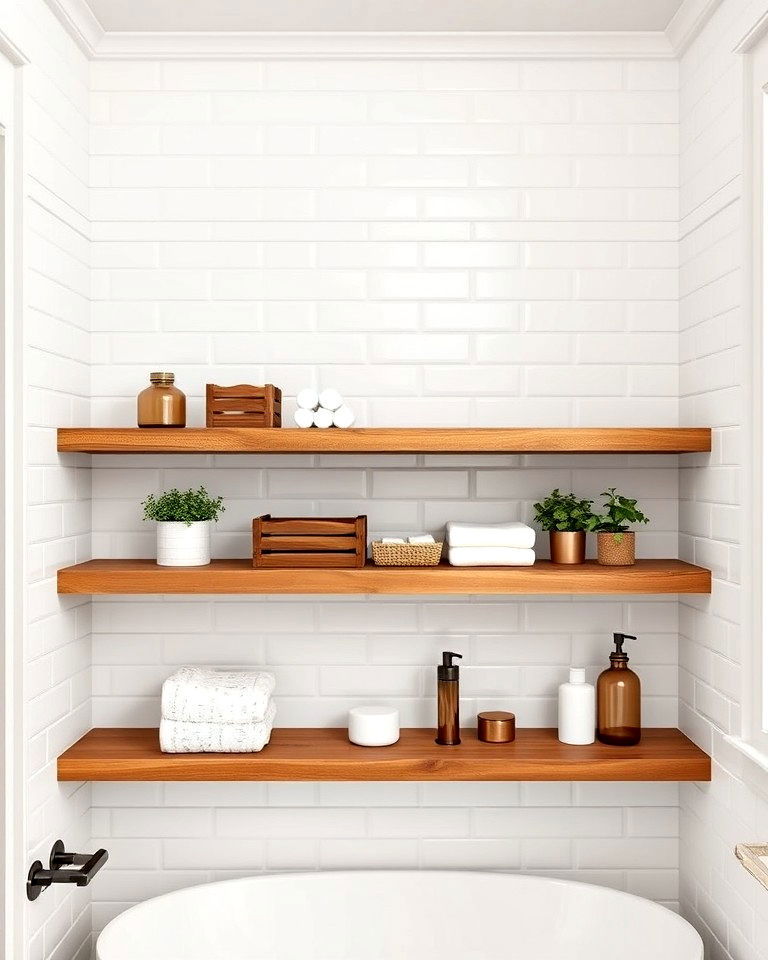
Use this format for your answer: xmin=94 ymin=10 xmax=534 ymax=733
xmin=446 ymin=520 xmax=536 ymax=566
xmin=160 ymin=666 xmax=277 ymax=754
xmin=293 ymin=388 xmax=355 ymax=429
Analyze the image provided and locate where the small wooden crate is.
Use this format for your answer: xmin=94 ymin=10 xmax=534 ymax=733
xmin=253 ymin=515 xmax=367 ymax=568
xmin=206 ymin=384 xmax=282 ymax=427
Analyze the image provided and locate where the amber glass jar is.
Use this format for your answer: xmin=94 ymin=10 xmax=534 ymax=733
xmin=596 ymin=656 xmax=641 ymax=746
xmin=137 ymin=372 xmax=186 ymax=427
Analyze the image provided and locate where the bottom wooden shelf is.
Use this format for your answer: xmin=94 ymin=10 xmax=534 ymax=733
xmin=57 ymin=727 xmax=711 ymax=782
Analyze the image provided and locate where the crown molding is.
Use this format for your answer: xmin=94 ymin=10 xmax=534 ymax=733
xmin=665 ymin=0 xmax=724 ymax=55
xmin=44 ymin=0 xmax=104 ymax=56
xmin=40 ymin=5 xmax=675 ymax=61
xmin=94 ymin=30 xmax=674 ymax=60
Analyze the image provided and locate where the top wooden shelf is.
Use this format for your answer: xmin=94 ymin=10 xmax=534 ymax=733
xmin=57 ymin=427 xmax=712 ymax=455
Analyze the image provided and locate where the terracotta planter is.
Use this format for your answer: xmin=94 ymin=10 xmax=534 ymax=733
xmin=596 ymin=531 xmax=635 ymax=566
xmin=549 ymin=531 xmax=586 ymax=565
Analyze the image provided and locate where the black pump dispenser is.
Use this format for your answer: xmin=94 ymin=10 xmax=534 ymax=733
xmin=436 ymin=651 xmax=463 ymax=746
xmin=438 ymin=651 xmax=462 ymax=681
xmin=611 ymin=633 xmax=637 ymax=661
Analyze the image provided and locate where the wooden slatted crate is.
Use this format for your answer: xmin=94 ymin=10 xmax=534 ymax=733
xmin=253 ymin=515 xmax=367 ymax=568
xmin=206 ymin=384 xmax=282 ymax=427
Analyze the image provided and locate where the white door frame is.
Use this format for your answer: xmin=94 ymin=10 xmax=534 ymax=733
xmin=0 ymin=27 xmax=26 ymax=960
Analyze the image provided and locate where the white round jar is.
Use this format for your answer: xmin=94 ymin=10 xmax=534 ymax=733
xmin=348 ymin=705 xmax=400 ymax=747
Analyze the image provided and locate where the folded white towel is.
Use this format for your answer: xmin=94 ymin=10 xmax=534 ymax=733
xmin=382 ymin=537 xmax=406 ymax=544
xmin=319 ymin=388 xmax=343 ymax=412
xmin=446 ymin=521 xmax=536 ymax=550
xmin=313 ymin=407 xmax=334 ymax=429
xmin=293 ymin=408 xmax=314 ymax=428
xmin=332 ymin=405 xmax=355 ymax=428
xmin=448 ymin=546 xmax=536 ymax=566
xmin=296 ymin=388 xmax=319 ymax=411
xmin=160 ymin=701 xmax=277 ymax=753
xmin=408 ymin=534 xmax=435 ymax=544
xmin=162 ymin=667 xmax=276 ymax=724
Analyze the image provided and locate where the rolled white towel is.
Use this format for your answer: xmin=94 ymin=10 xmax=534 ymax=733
xmin=319 ymin=388 xmax=343 ymax=412
xmin=313 ymin=407 xmax=334 ymax=428
xmin=293 ymin=408 xmax=315 ymax=428
xmin=332 ymin=405 xmax=355 ymax=428
xmin=407 ymin=534 xmax=435 ymax=544
xmin=296 ymin=388 xmax=319 ymax=411
xmin=160 ymin=701 xmax=277 ymax=754
xmin=162 ymin=666 xmax=276 ymax=724
xmin=446 ymin=520 xmax=536 ymax=550
xmin=448 ymin=546 xmax=536 ymax=567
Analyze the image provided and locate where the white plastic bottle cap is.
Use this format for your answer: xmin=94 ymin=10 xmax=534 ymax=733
xmin=569 ymin=667 xmax=586 ymax=684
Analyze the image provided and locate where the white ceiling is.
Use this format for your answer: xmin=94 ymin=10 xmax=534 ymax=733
xmin=84 ymin=0 xmax=686 ymax=34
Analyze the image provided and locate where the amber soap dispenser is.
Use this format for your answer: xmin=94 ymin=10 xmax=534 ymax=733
xmin=436 ymin=651 xmax=462 ymax=746
xmin=597 ymin=632 xmax=641 ymax=746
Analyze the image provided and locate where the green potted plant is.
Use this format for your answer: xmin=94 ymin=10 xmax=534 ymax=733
xmin=532 ymin=489 xmax=600 ymax=565
xmin=142 ymin=487 xmax=225 ymax=567
xmin=594 ymin=488 xmax=649 ymax=566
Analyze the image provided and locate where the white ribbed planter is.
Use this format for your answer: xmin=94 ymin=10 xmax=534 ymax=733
xmin=156 ymin=521 xmax=211 ymax=566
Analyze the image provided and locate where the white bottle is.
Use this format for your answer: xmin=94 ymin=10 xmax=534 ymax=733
xmin=558 ymin=667 xmax=595 ymax=745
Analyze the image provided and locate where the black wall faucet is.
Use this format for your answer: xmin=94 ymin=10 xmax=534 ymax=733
xmin=27 ymin=840 xmax=108 ymax=901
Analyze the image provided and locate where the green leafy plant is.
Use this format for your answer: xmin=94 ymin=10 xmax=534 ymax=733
xmin=532 ymin=489 xmax=600 ymax=533
xmin=594 ymin=488 xmax=649 ymax=541
xmin=141 ymin=487 xmax=225 ymax=526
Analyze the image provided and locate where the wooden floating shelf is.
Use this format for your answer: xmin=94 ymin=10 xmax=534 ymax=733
xmin=57 ymin=427 xmax=712 ymax=455
xmin=57 ymin=727 xmax=711 ymax=783
xmin=57 ymin=559 xmax=711 ymax=595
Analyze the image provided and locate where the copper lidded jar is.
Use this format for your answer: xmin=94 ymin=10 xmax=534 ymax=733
xmin=137 ymin=372 xmax=186 ymax=428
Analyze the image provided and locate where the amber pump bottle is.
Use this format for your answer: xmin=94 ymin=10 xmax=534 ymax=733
xmin=597 ymin=633 xmax=641 ymax=746
xmin=436 ymin=651 xmax=462 ymax=746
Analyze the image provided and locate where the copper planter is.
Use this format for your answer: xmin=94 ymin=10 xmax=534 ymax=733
xmin=597 ymin=532 xmax=636 ymax=566
xmin=549 ymin=531 xmax=586 ymax=565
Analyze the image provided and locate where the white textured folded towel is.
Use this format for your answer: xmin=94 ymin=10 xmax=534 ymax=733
xmin=160 ymin=700 xmax=277 ymax=753
xmin=313 ymin=407 xmax=334 ymax=428
xmin=319 ymin=388 xmax=343 ymax=412
xmin=448 ymin=546 xmax=536 ymax=566
xmin=293 ymin=408 xmax=314 ymax=428
xmin=296 ymin=388 xmax=319 ymax=411
xmin=446 ymin=520 xmax=536 ymax=550
xmin=382 ymin=537 xmax=406 ymax=544
xmin=332 ymin=405 xmax=355 ymax=428
xmin=161 ymin=666 xmax=276 ymax=724
xmin=408 ymin=534 xmax=435 ymax=544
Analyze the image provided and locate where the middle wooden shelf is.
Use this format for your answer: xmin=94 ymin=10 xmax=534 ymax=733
xmin=57 ymin=558 xmax=711 ymax=595
xmin=57 ymin=727 xmax=711 ymax=782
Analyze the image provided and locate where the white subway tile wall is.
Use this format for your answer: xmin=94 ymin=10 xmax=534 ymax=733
xmin=678 ymin=2 xmax=768 ymax=960
xmin=84 ymin=52 xmax=685 ymax=942
xmin=10 ymin=1 xmax=94 ymax=959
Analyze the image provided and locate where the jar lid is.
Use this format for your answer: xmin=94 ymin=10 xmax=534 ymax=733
xmin=477 ymin=710 xmax=516 ymax=743
xmin=150 ymin=372 xmax=175 ymax=383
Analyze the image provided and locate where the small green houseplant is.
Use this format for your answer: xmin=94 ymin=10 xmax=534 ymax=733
xmin=532 ymin=489 xmax=600 ymax=565
xmin=142 ymin=487 xmax=224 ymax=567
xmin=593 ymin=488 xmax=649 ymax=566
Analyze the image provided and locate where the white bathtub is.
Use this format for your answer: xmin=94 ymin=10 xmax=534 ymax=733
xmin=96 ymin=870 xmax=703 ymax=960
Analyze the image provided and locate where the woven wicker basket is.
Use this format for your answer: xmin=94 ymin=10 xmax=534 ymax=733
xmin=371 ymin=541 xmax=444 ymax=566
